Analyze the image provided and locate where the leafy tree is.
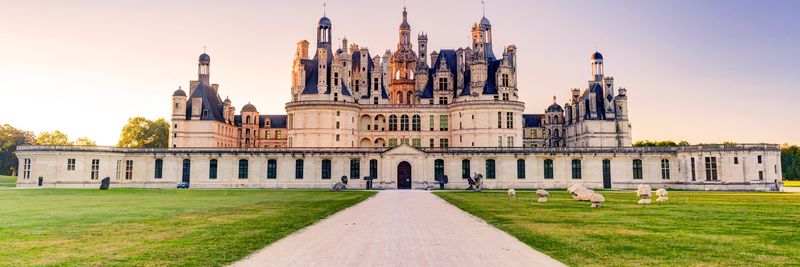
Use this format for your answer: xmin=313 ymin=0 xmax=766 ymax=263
xmin=117 ymin=117 xmax=169 ymax=148
xmin=781 ymin=144 xmax=800 ymax=180
xmin=35 ymin=130 xmax=70 ymax=145
xmin=0 ymin=124 xmax=35 ymax=175
xmin=633 ymin=140 xmax=683 ymax=147
xmin=73 ymin=137 xmax=97 ymax=146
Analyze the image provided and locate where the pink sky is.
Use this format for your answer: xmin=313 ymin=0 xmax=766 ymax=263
xmin=1 ymin=0 xmax=798 ymax=146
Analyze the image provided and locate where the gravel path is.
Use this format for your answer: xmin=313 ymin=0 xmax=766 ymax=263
xmin=232 ymin=190 xmax=564 ymax=267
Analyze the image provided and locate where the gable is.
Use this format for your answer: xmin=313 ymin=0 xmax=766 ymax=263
xmin=382 ymin=144 xmax=426 ymax=156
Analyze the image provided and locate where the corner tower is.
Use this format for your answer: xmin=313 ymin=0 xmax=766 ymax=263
xmin=389 ymin=7 xmax=418 ymax=105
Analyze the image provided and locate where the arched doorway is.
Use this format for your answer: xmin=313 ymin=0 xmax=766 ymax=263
xmin=397 ymin=161 xmax=411 ymax=189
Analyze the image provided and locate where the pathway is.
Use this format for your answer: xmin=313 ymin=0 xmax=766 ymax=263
xmin=232 ymin=190 xmax=564 ymax=267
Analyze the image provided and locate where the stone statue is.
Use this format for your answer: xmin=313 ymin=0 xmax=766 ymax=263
xmin=331 ymin=181 xmax=347 ymax=191
xmin=341 ymin=175 xmax=348 ymax=185
xmin=568 ymin=184 xmax=595 ymax=201
xmin=100 ymin=177 xmax=110 ymax=190
xmin=637 ymin=184 xmax=652 ymax=205
xmin=536 ymin=189 xmax=549 ymax=203
xmin=590 ymin=192 xmax=605 ymax=208
xmin=507 ymin=188 xmax=516 ymax=198
xmin=473 ymin=173 xmax=484 ymax=192
xmin=656 ymin=188 xmax=668 ymax=203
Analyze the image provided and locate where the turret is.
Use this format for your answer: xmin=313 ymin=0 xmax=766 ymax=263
xmin=198 ymin=53 xmax=210 ymax=84
xmin=418 ymin=33 xmax=428 ymax=68
xmin=591 ymin=51 xmax=604 ymax=81
xmin=317 ymin=47 xmax=328 ymax=93
xmin=171 ymin=86 xmax=187 ymax=120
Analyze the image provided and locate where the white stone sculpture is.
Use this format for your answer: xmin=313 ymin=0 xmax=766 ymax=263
xmin=536 ymin=189 xmax=549 ymax=203
xmin=507 ymin=188 xmax=516 ymax=198
xmin=590 ymin=193 xmax=605 ymax=208
xmin=656 ymin=188 xmax=669 ymax=203
xmin=637 ymin=184 xmax=652 ymax=204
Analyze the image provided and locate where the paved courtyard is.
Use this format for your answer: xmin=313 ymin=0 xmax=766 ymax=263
xmin=232 ymin=190 xmax=564 ymax=267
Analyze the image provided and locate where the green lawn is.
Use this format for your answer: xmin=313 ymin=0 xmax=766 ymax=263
xmin=0 ymin=189 xmax=374 ymax=266
xmin=435 ymin=190 xmax=800 ymax=266
xmin=0 ymin=175 xmax=15 ymax=187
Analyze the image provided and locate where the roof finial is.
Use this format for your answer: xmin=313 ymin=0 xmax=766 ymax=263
xmin=553 ymin=95 xmax=557 ymax=104
xmin=203 ymin=45 xmax=206 ymax=53
xmin=482 ymin=0 xmax=486 ymax=17
xmin=323 ymin=2 xmax=326 ymax=16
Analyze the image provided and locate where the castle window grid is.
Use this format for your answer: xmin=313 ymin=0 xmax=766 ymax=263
xmin=154 ymin=159 xmax=163 ymax=179
xmin=705 ymin=157 xmax=718 ymax=181
xmin=661 ymin=159 xmax=670 ymax=180
xmin=350 ymin=159 xmax=360 ymax=180
xmin=321 ymin=159 xmax=332 ymax=179
xmin=295 ymin=159 xmax=304 ymax=179
xmin=23 ymin=159 xmax=31 ymax=179
xmin=90 ymin=159 xmax=100 ymax=180
xmin=125 ymin=160 xmax=133 ymax=180
xmin=209 ymin=159 xmax=218 ymax=179
xmin=267 ymin=159 xmax=277 ymax=179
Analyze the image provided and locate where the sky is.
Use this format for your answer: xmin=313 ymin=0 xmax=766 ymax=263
xmin=1 ymin=0 xmax=798 ymax=146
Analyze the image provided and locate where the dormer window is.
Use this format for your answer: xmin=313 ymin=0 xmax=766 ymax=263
xmin=202 ymin=109 xmax=208 ymax=117
xmin=438 ymin=77 xmax=448 ymax=91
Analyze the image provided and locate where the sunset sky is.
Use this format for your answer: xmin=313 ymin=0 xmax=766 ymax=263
xmin=1 ymin=0 xmax=798 ymax=146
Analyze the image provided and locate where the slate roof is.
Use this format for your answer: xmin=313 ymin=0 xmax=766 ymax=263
xmin=186 ymin=82 xmax=224 ymax=122
xmin=420 ymin=49 xmax=500 ymax=99
xmin=523 ymin=114 xmax=543 ymax=128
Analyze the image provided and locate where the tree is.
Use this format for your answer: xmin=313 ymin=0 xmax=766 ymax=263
xmin=781 ymin=144 xmax=800 ymax=180
xmin=73 ymin=137 xmax=97 ymax=146
xmin=633 ymin=140 xmax=682 ymax=147
xmin=0 ymin=124 xmax=35 ymax=175
xmin=117 ymin=117 xmax=169 ymax=148
xmin=35 ymin=130 xmax=70 ymax=145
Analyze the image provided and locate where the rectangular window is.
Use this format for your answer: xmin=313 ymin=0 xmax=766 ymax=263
xmin=506 ymin=112 xmax=513 ymax=129
xmin=369 ymin=159 xmax=378 ymax=179
xmin=661 ymin=159 xmax=670 ymax=179
xmin=209 ymin=159 xmax=218 ymax=179
xmin=412 ymin=138 xmax=421 ymax=148
xmin=705 ymin=157 xmax=718 ymax=181
xmin=90 ymin=159 xmax=100 ymax=180
xmin=544 ymin=159 xmax=554 ymax=179
xmin=116 ymin=160 xmax=121 ymax=179
xmin=571 ymin=159 xmax=582 ymax=179
xmin=759 ymin=171 xmax=764 ymax=180
xmin=434 ymin=159 xmax=445 ymax=180
xmin=267 ymin=159 xmax=277 ymax=179
xmin=154 ymin=159 xmax=163 ymax=179
xmin=125 ymin=160 xmax=133 ymax=180
xmin=429 ymin=138 xmax=435 ymax=148
xmin=497 ymin=112 xmax=502 ymax=129
xmin=633 ymin=159 xmax=643 ymax=179
xmin=757 ymin=155 xmax=762 ymax=164
xmin=486 ymin=159 xmax=496 ymax=179
xmin=439 ymin=115 xmax=449 ymax=131
xmin=439 ymin=138 xmax=449 ymax=148
xmin=734 ymin=157 xmax=739 ymax=164
xmin=23 ymin=159 xmax=31 ymax=179
xmin=238 ymin=159 xmax=249 ymax=179
xmin=336 ymin=134 xmax=340 ymax=141
xmin=350 ymin=159 xmax=360 ymax=180
xmin=265 ymin=130 xmax=271 ymax=139
xmin=690 ymin=157 xmax=696 ymax=181
xmin=429 ymin=115 xmax=434 ymax=131
xmin=321 ymin=159 xmax=331 ymax=179
xmin=507 ymin=136 xmax=514 ymax=147
xmin=67 ymin=158 xmax=76 ymax=171
xmin=462 ymin=159 xmax=471 ymax=179
xmin=336 ymin=121 xmax=340 ymax=129
xmin=295 ymin=159 xmax=304 ymax=179
xmin=517 ymin=159 xmax=525 ymax=179
xmin=276 ymin=131 xmax=282 ymax=139
xmin=389 ymin=138 xmax=398 ymax=148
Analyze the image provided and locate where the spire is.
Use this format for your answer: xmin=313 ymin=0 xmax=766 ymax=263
xmin=323 ymin=2 xmax=326 ymax=16
xmin=482 ymin=0 xmax=485 ymax=17
xmin=553 ymin=95 xmax=557 ymax=104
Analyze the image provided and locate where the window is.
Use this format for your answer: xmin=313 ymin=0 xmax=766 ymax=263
xmin=116 ymin=160 xmax=121 ymax=179
xmin=530 ymin=130 xmax=537 ymax=139
xmin=389 ymin=138 xmax=398 ymax=148
xmin=412 ymin=115 xmax=421 ymax=131
xmin=400 ymin=115 xmax=409 ymax=131
xmin=369 ymin=159 xmax=378 ymax=179
xmin=90 ymin=159 xmax=100 ymax=180
xmin=412 ymin=138 xmax=421 ymax=148
xmin=759 ymin=171 xmax=764 ymax=180
xmin=502 ymin=73 xmax=509 ymax=87
xmin=462 ymin=159 xmax=471 ymax=179
xmin=439 ymin=138 xmax=449 ymax=148
xmin=438 ymin=77 xmax=448 ymax=91
xmin=429 ymin=138 xmax=435 ymax=148
xmin=276 ymin=131 xmax=282 ymax=139
xmin=517 ymin=159 xmax=525 ymax=179
xmin=67 ymin=159 xmax=76 ymax=171
xmin=507 ymin=136 xmax=514 ymax=147
xmin=497 ymin=112 xmax=502 ymax=128
xmin=502 ymin=93 xmax=509 ymax=101
xmin=336 ymin=134 xmax=340 ymax=141
xmin=439 ymin=115 xmax=448 ymax=131
xmin=154 ymin=159 xmax=163 ymax=179
xmin=438 ymin=97 xmax=448 ymax=105
xmin=295 ymin=159 xmax=304 ymax=179
xmin=429 ymin=115 xmax=435 ymax=131
xmin=757 ymin=155 xmax=762 ymax=164
xmin=267 ymin=159 xmax=277 ymax=179
xmin=433 ymin=159 xmax=445 ymax=181
xmin=321 ymin=159 xmax=331 ymax=179
xmin=265 ymin=131 xmax=271 ymax=139
xmin=124 ymin=160 xmax=133 ymax=180
xmin=705 ymin=157 xmax=718 ymax=181
xmin=23 ymin=158 xmax=31 ymax=179
xmin=661 ymin=159 xmax=670 ymax=179
xmin=733 ymin=156 xmax=739 ymax=164
xmin=506 ymin=112 xmax=514 ymax=129
xmin=350 ymin=159 xmax=360 ymax=180
xmin=690 ymin=158 xmax=696 ymax=181
xmin=571 ymin=159 xmax=581 ymax=179
xmin=544 ymin=159 xmax=553 ymax=179
xmin=209 ymin=159 xmax=218 ymax=179
xmin=498 ymin=136 xmax=503 ymax=147
xmin=238 ymin=159 xmax=249 ymax=179
xmin=389 ymin=115 xmax=398 ymax=131
xmin=486 ymin=159 xmax=496 ymax=179
xmin=633 ymin=159 xmax=643 ymax=179
xmin=336 ymin=121 xmax=340 ymax=129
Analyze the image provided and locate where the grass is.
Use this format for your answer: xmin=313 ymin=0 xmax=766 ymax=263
xmin=435 ymin=190 xmax=800 ymax=266
xmin=784 ymin=180 xmax=800 ymax=187
xmin=0 ymin=175 xmax=15 ymax=187
xmin=0 ymin=189 xmax=374 ymax=266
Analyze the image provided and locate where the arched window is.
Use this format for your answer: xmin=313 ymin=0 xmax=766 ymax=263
xmin=397 ymin=92 xmax=404 ymax=104
xmin=389 ymin=115 xmax=398 ymax=131
xmin=246 ymin=116 xmax=251 ymax=124
xmin=412 ymin=115 xmax=421 ymax=131
xmin=400 ymin=115 xmax=409 ymax=131
xmin=407 ymin=91 xmax=413 ymax=104
xmin=434 ymin=159 xmax=445 ymax=181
